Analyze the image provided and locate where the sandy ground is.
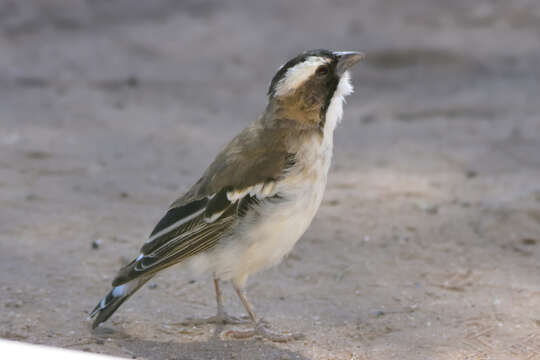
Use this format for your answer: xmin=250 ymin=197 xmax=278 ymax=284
xmin=1 ymin=0 xmax=540 ymax=359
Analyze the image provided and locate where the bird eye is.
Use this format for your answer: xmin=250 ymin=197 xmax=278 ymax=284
xmin=316 ymin=66 xmax=329 ymax=76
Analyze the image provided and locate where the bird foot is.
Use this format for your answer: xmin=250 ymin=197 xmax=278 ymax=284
xmin=224 ymin=319 xmax=304 ymax=342
xmin=180 ymin=312 xmax=250 ymax=326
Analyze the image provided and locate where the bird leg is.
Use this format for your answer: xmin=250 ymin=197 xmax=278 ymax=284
xmin=225 ymin=284 xmax=304 ymax=342
xmin=181 ymin=278 xmax=249 ymax=325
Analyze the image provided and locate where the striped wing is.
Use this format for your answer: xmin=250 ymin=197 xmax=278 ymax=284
xmin=112 ymin=122 xmax=298 ymax=286
xmin=112 ymin=183 xmax=279 ymax=286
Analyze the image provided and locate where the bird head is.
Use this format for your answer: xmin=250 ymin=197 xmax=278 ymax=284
xmin=266 ymin=49 xmax=364 ymax=127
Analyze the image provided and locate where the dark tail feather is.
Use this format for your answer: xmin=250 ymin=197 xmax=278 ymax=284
xmin=89 ymin=277 xmax=151 ymax=329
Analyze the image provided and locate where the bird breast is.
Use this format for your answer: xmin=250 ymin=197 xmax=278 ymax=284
xmin=213 ymin=132 xmax=333 ymax=285
xmin=184 ymin=127 xmax=338 ymax=287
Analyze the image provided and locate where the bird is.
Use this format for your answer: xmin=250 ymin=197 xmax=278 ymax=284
xmin=89 ymin=49 xmax=364 ymax=342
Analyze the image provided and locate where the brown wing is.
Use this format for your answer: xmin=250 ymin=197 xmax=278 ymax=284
xmin=112 ymin=122 xmax=297 ymax=286
xmin=173 ymin=121 xmax=298 ymax=206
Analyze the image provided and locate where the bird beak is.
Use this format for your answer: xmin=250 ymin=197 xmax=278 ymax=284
xmin=335 ymin=51 xmax=365 ymax=75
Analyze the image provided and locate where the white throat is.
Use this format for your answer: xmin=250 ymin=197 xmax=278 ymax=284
xmin=323 ymin=71 xmax=353 ymax=145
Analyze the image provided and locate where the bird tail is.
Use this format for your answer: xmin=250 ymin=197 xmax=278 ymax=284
xmin=88 ymin=276 xmax=151 ymax=329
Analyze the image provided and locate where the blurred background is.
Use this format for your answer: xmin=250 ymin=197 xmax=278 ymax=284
xmin=1 ymin=1 xmax=539 ymax=359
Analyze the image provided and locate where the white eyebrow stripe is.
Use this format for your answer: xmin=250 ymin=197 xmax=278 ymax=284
xmin=274 ymin=56 xmax=330 ymax=96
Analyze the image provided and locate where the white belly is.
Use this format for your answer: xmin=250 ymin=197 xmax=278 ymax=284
xmin=183 ymin=165 xmax=329 ymax=287
xmin=215 ymin=136 xmax=332 ymax=286
xmin=233 ymin=177 xmax=326 ymax=279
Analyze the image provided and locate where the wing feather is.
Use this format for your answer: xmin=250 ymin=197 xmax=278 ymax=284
xmin=135 ymin=217 xmax=234 ymax=272
xmin=111 ymin=185 xmax=282 ymax=286
xmin=111 ymin=122 xmax=301 ymax=287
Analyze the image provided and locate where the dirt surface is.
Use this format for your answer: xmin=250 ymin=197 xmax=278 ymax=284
xmin=1 ymin=1 xmax=540 ymax=359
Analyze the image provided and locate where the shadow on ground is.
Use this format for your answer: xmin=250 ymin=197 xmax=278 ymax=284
xmin=92 ymin=326 xmax=308 ymax=360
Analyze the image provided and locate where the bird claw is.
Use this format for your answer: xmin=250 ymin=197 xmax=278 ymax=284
xmin=224 ymin=319 xmax=304 ymax=342
xmin=180 ymin=312 xmax=250 ymax=326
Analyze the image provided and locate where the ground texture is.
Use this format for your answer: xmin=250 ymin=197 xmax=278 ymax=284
xmin=1 ymin=0 xmax=540 ymax=359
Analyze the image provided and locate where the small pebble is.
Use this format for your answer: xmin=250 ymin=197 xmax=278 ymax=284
xmin=521 ymin=238 xmax=537 ymax=246
xmin=361 ymin=114 xmax=376 ymax=124
xmin=91 ymin=239 xmax=102 ymax=250
xmin=465 ymin=170 xmax=478 ymax=178
xmin=126 ymin=75 xmax=138 ymax=88
xmin=416 ymin=202 xmax=438 ymax=214
xmin=25 ymin=193 xmax=38 ymax=201
xmin=425 ymin=205 xmax=438 ymax=214
xmin=5 ymin=300 xmax=23 ymax=308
